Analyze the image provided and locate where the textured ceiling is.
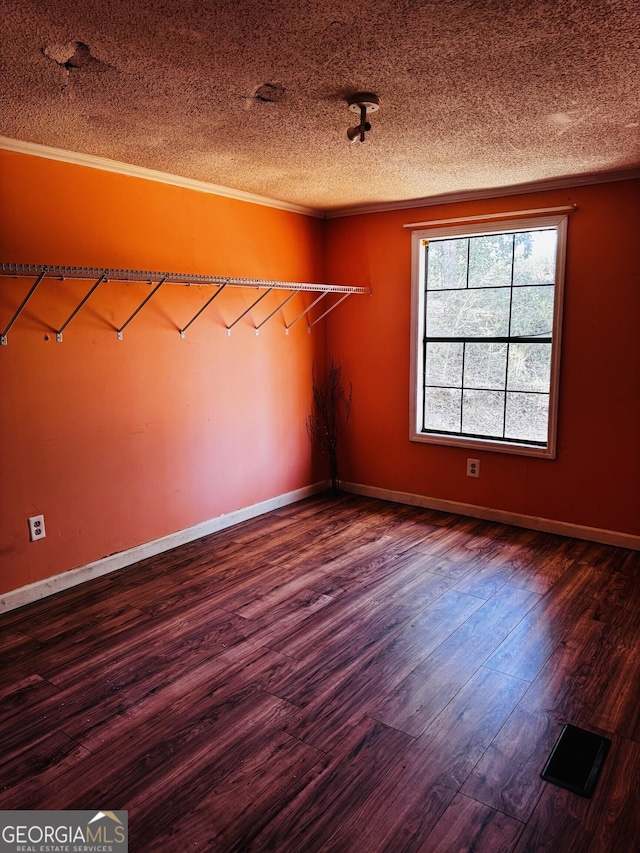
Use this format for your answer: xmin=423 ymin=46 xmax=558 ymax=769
xmin=1 ymin=0 xmax=639 ymax=212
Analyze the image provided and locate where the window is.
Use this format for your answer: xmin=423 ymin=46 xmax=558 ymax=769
xmin=410 ymin=214 xmax=567 ymax=458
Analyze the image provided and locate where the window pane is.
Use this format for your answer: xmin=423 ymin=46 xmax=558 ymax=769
xmin=426 ymin=342 xmax=463 ymax=386
xmin=468 ymin=234 xmax=513 ymax=288
xmin=427 ymin=289 xmax=511 ymax=337
xmin=507 ymin=343 xmax=551 ymax=392
xmin=426 ymin=238 xmax=468 ymax=290
xmin=413 ymin=216 xmax=564 ymax=454
xmin=424 ymin=387 xmax=461 ymax=432
xmin=513 ymin=230 xmax=557 ymax=285
xmin=464 ymin=342 xmax=508 ymax=390
xmin=505 ymin=392 xmax=549 ymax=442
xmin=462 ymin=389 xmax=504 ymax=436
xmin=510 ymin=286 xmax=555 ymax=337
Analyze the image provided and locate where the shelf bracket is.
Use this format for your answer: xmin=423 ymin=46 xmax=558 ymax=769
xmin=179 ymin=281 xmax=228 ymax=338
xmin=1 ymin=268 xmax=48 ymax=346
xmin=226 ymin=288 xmax=272 ymax=335
xmin=285 ymin=292 xmax=329 ymax=335
xmin=116 ymin=277 xmax=166 ymax=339
xmin=308 ymin=293 xmax=351 ymax=331
xmin=254 ymin=292 xmax=296 ymax=335
xmin=56 ymin=272 xmax=107 ymax=342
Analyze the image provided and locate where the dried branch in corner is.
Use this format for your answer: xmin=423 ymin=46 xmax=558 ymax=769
xmin=307 ymin=357 xmax=352 ymax=496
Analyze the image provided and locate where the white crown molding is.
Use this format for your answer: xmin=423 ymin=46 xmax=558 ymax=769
xmin=2 ymin=135 xmax=638 ymax=222
xmin=0 ymin=136 xmax=322 ymax=219
xmin=325 ymin=168 xmax=640 ymax=219
xmin=0 ymin=482 xmax=326 ymax=613
xmin=343 ymin=482 xmax=640 ymax=551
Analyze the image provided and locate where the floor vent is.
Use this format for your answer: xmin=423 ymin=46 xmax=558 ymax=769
xmin=541 ymin=724 xmax=611 ymax=798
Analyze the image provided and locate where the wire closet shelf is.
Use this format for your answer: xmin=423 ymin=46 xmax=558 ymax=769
xmin=0 ymin=263 xmax=371 ymax=345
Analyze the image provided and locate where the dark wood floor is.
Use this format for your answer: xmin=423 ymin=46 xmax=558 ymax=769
xmin=1 ymin=494 xmax=639 ymax=852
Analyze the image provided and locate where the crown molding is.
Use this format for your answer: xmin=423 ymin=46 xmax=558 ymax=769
xmin=2 ymin=136 xmax=638 ymax=221
xmin=325 ymin=168 xmax=640 ymax=218
xmin=0 ymin=136 xmax=322 ymax=219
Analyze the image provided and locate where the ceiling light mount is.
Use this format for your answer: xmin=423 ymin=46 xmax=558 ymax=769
xmin=346 ymin=92 xmax=380 ymax=143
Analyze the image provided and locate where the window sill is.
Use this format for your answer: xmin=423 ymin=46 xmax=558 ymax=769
xmin=409 ymin=430 xmax=556 ymax=459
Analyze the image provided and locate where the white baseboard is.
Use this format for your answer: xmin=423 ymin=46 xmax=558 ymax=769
xmin=0 ymin=483 xmax=326 ymax=614
xmin=4 ymin=479 xmax=636 ymax=614
xmin=343 ymin=481 xmax=640 ymax=551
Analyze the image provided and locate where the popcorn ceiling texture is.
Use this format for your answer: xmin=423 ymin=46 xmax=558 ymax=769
xmin=1 ymin=0 xmax=638 ymax=211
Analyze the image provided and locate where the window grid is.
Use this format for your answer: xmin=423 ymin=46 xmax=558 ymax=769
xmin=421 ymin=229 xmax=555 ymax=447
xmin=502 ymin=239 xmax=516 ymax=435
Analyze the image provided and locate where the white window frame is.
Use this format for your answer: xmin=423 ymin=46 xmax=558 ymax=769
xmin=410 ymin=214 xmax=567 ymax=458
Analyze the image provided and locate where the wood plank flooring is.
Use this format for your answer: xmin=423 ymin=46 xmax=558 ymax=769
xmin=1 ymin=494 xmax=638 ymax=851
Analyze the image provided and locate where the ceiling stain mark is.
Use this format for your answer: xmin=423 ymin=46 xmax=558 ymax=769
xmin=43 ymin=42 xmax=109 ymax=73
xmin=253 ymin=83 xmax=286 ymax=104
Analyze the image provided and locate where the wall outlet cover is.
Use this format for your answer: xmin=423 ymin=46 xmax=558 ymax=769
xmin=28 ymin=514 xmax=46 ymax=541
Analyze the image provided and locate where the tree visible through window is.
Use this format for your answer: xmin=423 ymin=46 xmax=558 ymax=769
xmin=410 ymin=215 xmax=567 ymax=457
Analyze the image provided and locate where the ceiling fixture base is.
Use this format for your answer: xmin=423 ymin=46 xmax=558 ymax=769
xmin=347 ymin=93 xmax=380 ymax=114
xmin=346 ymin=93 xmax=380 ymax=143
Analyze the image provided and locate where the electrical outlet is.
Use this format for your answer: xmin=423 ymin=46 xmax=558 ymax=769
xmin=467 ymin=458 xmax=480 ymax=478
xmin=28 ymin=514 xmax=46 ymax=541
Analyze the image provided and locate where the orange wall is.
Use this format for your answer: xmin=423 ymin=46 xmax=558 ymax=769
xmin=2 ymin=153 xmax=637 ymax=600
xmin=0 ymin=151 xmax=326 ymax=595
xmin=325 ymin=179 xmax=640 ymax=537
